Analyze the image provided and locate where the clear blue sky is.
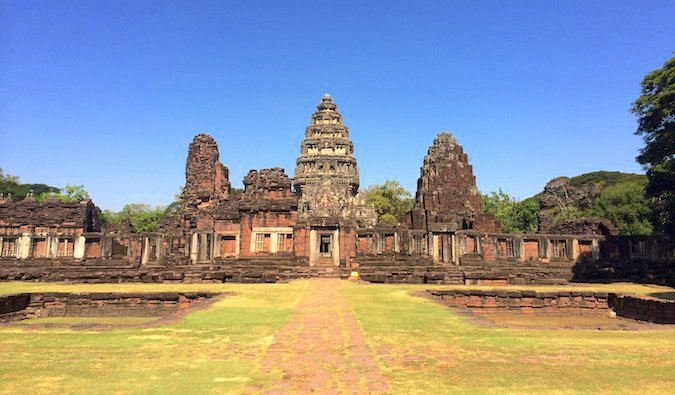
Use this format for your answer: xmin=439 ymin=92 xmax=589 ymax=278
xmin=1 ymin=1 xmax=673 ymax=210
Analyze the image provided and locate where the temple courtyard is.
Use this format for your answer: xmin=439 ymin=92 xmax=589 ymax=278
xmin=1 ymin=279 xmax=674 ymax=394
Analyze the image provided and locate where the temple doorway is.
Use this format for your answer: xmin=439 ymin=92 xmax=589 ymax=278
xmin=309 ymin=228 xmax=340 ymax=267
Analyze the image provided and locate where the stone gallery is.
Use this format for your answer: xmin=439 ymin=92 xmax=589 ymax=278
xmin=0 ymin=96 xmax=672 ymax=285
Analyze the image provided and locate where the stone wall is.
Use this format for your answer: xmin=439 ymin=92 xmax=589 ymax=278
xmin=608 ymin=294 xmax=675 ymax=324
xmin=0 ymin=292 xmax=220 ymax=322
xmin=429 ymin=289 xmax=675 ymax=324
xmin=429 ymin=289 xmax=611 ymax=315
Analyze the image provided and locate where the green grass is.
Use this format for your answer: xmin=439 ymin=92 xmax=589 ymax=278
xmin=0 ymin=281 xmax=307 ymax=395
xmin=0 ymin=280 xmax=674 ymax=394
xmin=344 ymin=282 xmax=675 ymax=394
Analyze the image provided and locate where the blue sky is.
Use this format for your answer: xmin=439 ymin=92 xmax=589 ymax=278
xmin=1 ymin=1 xmax=673 ymax=210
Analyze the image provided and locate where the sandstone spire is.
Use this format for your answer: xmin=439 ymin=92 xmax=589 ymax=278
xmin=293 ymin=94 xmax=359 ymax=197
xmin=410 ymin=132 xmax=483 ymax=230
xmin=293 ymin=95 xmax=375 ymax=226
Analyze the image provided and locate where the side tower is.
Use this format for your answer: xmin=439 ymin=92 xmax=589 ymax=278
xmin=182 ymin=134 xmax=232 ymax=231
xmin=408 ymin=132 xmax=501 ymax=233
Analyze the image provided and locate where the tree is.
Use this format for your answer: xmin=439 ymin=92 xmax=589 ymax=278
xmin=584 ymin=182 xmax=653 ymax=235
xmin=37 ymin=184 xmax=89 ymax=203
xmin=630 ymin=56 xmax=675 ymax=236
xmin=101 ymin=204 xmax=171 ymax=233
xmin=361 ymin=180 xmax=415 ymax=226
xmin=482 ymin=189 xmax=539 ymax=233
xmin=0 ymin=168 xmax=59 ymax=200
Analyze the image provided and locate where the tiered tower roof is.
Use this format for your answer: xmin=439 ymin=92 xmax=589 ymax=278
xmin=293 ymin=94 xmax=359 ymax=196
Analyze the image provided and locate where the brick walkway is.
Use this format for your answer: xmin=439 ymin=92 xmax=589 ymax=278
xmin=251 ymin=279 xmax=389 ymax=394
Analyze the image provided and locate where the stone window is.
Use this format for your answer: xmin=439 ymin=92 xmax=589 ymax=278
xmin=412 ymin=235 xmax=426 ymax=254
xmin=1 ymin=238 xmax=18 ymax=257
xmin=255 ymin=233 xmax=271 ymax=252
xmin=551 ymin=240 xmax=567 ymax=259
xmin=57 ymin=238 xmax=74 ymax=257
xmin=377 ymin=236 xmax=386 ymax=253
xmin=632 ymin=240 xmax=648 ymax=258
xmin=31 ymin=238 xmax=48 ymax=258
xmin=497 ymin=238 xmax=516 ymax=258
xmin=277 ymin=233 xmax=293 ymax=252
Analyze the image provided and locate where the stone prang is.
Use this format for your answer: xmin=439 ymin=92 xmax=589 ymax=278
xmin=294 ymin=95 xmax=376 ymax=227
xmin=182 ymin=134 xmax=232 ymax=229
xmin=408 ymin=132 xmax=484 ymax=230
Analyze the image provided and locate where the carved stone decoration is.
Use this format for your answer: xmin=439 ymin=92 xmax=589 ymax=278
xmin=409 ymin=132 xmax=489 ymax=231
xmin=293 ymin=95 xmax=376 ymax=227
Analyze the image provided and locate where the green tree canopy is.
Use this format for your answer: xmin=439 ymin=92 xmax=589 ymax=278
xmin=37 ymin=184 xmax=90 ymax=203
xmin=361 ymin=180 xmax=415 ymax=226
xmin=100 ymin=203 xmax=173 ymax=233
xmin=481 ymin=189 xmax=538 ymax=233
xmin=0 ymin=167 xmax=59 ymax=200
xmin=630 ymin=55 xmax=675 ymax=236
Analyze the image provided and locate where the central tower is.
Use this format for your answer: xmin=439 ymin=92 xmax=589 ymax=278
xmin=293 ymin=94 xmax=376 ymax=266
xmin=293 ymin=94 xmax=360 ymax=197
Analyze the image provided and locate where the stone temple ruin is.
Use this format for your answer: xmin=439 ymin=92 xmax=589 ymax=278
xmin=0 ymin=95 xmax=672 ymax=285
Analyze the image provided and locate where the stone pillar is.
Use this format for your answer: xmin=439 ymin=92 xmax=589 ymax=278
xmin=250 ymin=232 xmax=257 ymax=253
xmin=333 ymin=229 xmax=340 ymax=267
xmin=50 ymin=236 xmax=59 ymax=258
xmin=73 ymin=235 xmax=86 ymax=259
xmin=270 ymin=233 xmax=279 ymax=254
xmin=571 ymin=239 xmax=580 ymax=260
xmin=451 ymin=234 xmax=457 ymax=265
xmin=309 ymin=229 xmax=318 ymax=266
xmin=190 ymin=233 xmax=199 ymax=264
xmin=213 ymin=235 xmax=221 ymax=258
xmin=141 ymin=237 xmax=150 ymax=264
xmin=101 ymin=236 xmax=112 ymax=258
xmin=235 ymin=234 xmax=241 ymax=257
xmin=199 ymin=234 xmax=208 ymax=262
xmin=156 ymin=236 xmax=164 ymax=261
xmin=591 ymin=239 xmax=600 ymax=260
xmin=394 ymin=232 xmax=400 ymax=253
xmin=442 ymin=235 xmax=450 ymax=264
xmin=17 ymin=234 xmax=31 ymax=259
xmin=517 ymin=238 xmax=524 ymax=261
xmin=432 ymin=234 xmax=440 ymax=263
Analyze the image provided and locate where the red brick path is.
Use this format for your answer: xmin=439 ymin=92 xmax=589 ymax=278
xmin=251 ymin=279 xmax=389 ymax=394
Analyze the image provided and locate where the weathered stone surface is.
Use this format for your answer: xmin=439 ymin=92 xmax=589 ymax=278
xmin=0 ymin=197 xmax=100 ymax=232
xmin=239 ymin=168 xmax=297 ymax=212
xmin=182 ymin=134 xmax=236 ymax=230
xmin=408 ymin=132 xmax=499 ymax=232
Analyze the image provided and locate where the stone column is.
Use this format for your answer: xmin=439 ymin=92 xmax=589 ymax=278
xmin=394 ymin=232 xmax=400 ymax=253
xmin=332 ymin=229 xmax=340 ymax=267
xmin=591 ymin=239 xmax=600 ymax=260
xmin=432 ymin=235 xmax=440 ymax=263
xmin=141 ymin=237 xmax=150 ymax=264
xmin=442 ymin=235 xmax=450 ymax=264
xmin=451 ymin=234 xmax=457 ymax=265
xmin=73 ymin=235 xmax=86 ymax=259
xmin=270 ymin=233 xmax=279 ymax=254
xmin=156 ymin=236 xmax=164 ymax=261
xmin=571 ymin=239 xmax=580 ymax=261
xmin=309 ymin=229 xmax=318 ymax=266
xmin=189 ymin=233 xmax=199 ymax=264
xmin=18 ymin=234 xmax=31 ymax=259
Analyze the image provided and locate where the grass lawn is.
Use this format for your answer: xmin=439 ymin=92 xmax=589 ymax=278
xmin=0 ymin=280 xmax=673 ymax=394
